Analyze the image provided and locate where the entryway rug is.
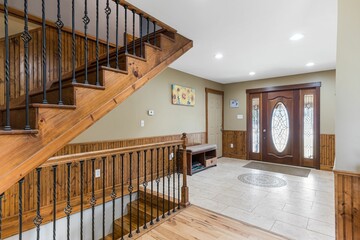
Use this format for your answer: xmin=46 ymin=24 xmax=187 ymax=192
xmin=243 ymin=161 xmax=311 ymax=177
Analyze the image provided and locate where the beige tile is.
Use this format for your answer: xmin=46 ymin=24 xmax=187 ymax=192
xmin=271 ymin=221 xmax=335 ymax=240
xmin=307 ymin=219 xmax=335 ymax=237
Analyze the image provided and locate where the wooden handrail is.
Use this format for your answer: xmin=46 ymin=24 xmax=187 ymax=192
xmin=42 ymin=140 xmax=183 ymax=167
xmin=118 ymin=0 xmax=177 ymax=33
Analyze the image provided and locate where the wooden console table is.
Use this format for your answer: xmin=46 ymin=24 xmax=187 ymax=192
xmin=180 ymin=144 xmax=217 ymax=175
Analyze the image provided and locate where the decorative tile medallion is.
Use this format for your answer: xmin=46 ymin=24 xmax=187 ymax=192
xmin=238 ymin=173 xmax=287 ymax=188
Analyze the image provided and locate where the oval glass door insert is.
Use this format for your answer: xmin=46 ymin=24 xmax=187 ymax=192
xmin=271 ymin=102 xmax=290 ymax=153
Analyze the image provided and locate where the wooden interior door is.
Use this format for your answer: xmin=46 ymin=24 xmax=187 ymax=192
xmin=262 ymin=90 xmax=300 ymax=165
xmin=206 ymin=89 xmax=224 ymax=157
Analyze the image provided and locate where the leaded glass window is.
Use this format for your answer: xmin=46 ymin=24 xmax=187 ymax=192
xmin=304 ymin=95 xmax=314 ymax=159
xmin=271 ymin=102 xmax=290 ymax=153
xmin=252 ymin=98 xmax=260 ymax=153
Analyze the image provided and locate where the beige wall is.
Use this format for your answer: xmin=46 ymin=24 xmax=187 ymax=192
xmin=335 ymin=0 xmax=360 ymax=171
xmin=224 ymin=70 xmax=336 ymax=134
xmin=72 ymin=68 xmax=223 ymax=143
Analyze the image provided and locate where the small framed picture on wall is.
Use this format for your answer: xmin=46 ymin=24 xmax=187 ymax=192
xmin=230 ymin=99 xmax=239 ymax=108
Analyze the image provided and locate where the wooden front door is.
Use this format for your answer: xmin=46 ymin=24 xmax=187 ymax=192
xmin=262 ymin=90 xmax=300 ymax=165
xmin=247 ymin=83 xmax=320 ymax=169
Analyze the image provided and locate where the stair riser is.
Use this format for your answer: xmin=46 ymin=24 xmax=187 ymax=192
xmin=1 ymin=108 xmax=38 ymax=129
xmin=51 ymin=69 xmax=104 ymax=89
xmin=30 ymin=86 xmax=75 ymax=105
xmin=140 ymin=192 xmax=177 ymax=210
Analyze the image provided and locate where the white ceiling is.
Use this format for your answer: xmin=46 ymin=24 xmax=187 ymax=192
xmin=127 ymin=0 xmax=337 ymax=84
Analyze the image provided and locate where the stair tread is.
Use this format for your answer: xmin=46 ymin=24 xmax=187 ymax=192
xmin=0 ymin=103 xmax=77 ymax=111
xmin=0 ymin=129 xmax=38 ymax=135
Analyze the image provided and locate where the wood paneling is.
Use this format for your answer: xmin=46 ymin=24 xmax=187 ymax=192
xmin=0 ymin=26 xmax=111 ymax=105
xmin=1 ymin=140 xmax=183 ymax=238
xmin=320 ymin=134 xmax=335 ymax=170
xmin=54 ymin=132 xmax=206 ymax=156
xmin=334 ymin=170 xmax=360 ymax=240
xmin=222 ymin=130 xmax=247 ymax=159
xmin=223 ymin=131 xmax=335 ymax=170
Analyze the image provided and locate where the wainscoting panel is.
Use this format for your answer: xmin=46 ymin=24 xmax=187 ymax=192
xmin=320 ymin=134 xmax=336 ymax=170
xmin=334 ymin=170 xmax=360 ymax=240
xmin=55 ymin=132 xmax=206 ymax=156
xmin=222 ymin=130 xmax=247 ymax=159
xmin=222 ymin=131 xmax=335 ymax=170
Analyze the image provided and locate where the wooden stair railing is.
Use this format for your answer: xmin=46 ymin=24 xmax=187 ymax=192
xmin=0 ymin=136 xmax=190 ymax=239
xmin=0 ymin=0 xmax=193 ymax=197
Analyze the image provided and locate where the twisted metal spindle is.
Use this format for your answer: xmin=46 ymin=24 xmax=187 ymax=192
xmin=105 ymin=0 xmax=111 ymax=67
xmin=34 ymin=168 xmax=43 ymax=240
xmin=71 ymin=0 xmax=76 ymax=83
xmin=153 ymin=21 xmax=157 ymax=46
xmin=102 ymin=156 xmax=106 ymax=240
xmin=56 ymin=0 xmax=64 ymax=105
xmin=136 ymin=151 xmax=141 ymax=234
xmin=150 ymin=149 xmax=154 ymax=225
xmin=111 ymin=155 xmax=117 ymax=240
xmin=0 ymin=193 xmax=3 ymax=239
xmin=156 ymin=148 xmax=160 ymax=222
xmin=65 ymin=163 xmax=72 ymax=240
xmin=146 ymin=17 xmax=150 ymax=43
xmin=4 ymin=0 xmax=11 ymax=130
xmin=18 ymin=178 xmax=25 ymax=240
xmin=167 ymin=146 xmax=171 ymax=215
xmin=139 ymin=14 xmax=143 ymax=58
xmin=162 ymin=147 xmax=165 ymax=218
xmin=83 ymin=0 xmax=90 ymax=85
xmin=80 ymin=160 xmax=84 ymax=240
xmin=52 ymin=165 xmax=58 ymax=240
xmin=41 ymin=0 xmax=48 ymax=103
xmin=132 ymin=9 xmax=136 ymax=56
xmin=124 ymin=5 xmax=128 ymax=54
xmin=120 ymin=154 xmax=125 ymax=240
xmin=21 ymin=0 xmax=32 ymax=129
xmin=95 ymin=0 xmax=100 ymax=85
xmin=91 ymin=158 xmax=96 ymax=240
xmin=115 ymin=0 xmax=119 ymax=69
xmin=128 ymin=152 xmax=133 ymax=238
xmin=143 ymin=150 xmax=148 ymax=229
xmin=172 ymin=146 xmax=176 ymax=212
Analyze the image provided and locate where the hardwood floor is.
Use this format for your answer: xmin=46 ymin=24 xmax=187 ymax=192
xmin=136 ymin=205 xmax=287 ymax=240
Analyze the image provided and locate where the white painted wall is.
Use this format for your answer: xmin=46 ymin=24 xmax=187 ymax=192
xmin=335 ymin=0 xmax=360 ymax=172
xmin=1 ymin=0 xmax=139 ymax=44
xmin=5 ymin=194 xmax=133 ymax=240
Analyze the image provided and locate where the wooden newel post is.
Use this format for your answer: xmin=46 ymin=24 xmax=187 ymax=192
xmin=181 ymin=133 xmax=190 ymax=207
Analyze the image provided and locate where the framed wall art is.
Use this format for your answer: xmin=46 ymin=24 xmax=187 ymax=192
xmin=171 ymin=84 xmax=195 ymax=106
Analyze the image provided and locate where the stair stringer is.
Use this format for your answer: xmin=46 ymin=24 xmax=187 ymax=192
xmin=0 ymin=33 xmax=193 ymax=194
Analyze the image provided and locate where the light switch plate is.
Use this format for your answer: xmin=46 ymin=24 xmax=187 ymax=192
xmin=237 ymin=114 xmax=244 ymax=119
xmin=230 ymin=143 xmax=234 ymax=148
xmin=140 ymin=120 xmax=145 ymax=127
xmin=95 ymin=169 xmax=101 ymax=178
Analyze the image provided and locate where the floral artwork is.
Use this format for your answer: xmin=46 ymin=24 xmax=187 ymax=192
xmin=172 ymin=84 xmax=195 ymax=106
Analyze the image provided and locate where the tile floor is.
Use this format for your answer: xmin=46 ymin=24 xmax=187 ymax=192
xmin=187 ymin=158 xmax=335 ymax=240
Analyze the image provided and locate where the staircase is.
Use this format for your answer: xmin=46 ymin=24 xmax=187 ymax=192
xmin=0 ymin=3 xmax=192 ymax=195
xmin=104 ymin=188 xmax=178 ymax=239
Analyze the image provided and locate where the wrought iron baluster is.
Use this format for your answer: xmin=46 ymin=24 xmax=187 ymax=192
xmin=162 ymin=147 xmax=165 ymax=218
xmin=132 ymin=10 xmax=136 ymax=56
xmin=128 ymin=152 xmax=133 ymax=238
xmin=143 ymin=150 xmax=148 ymax=229
xmin=120 ymin=154 xmax=125 ymax=240
xmin=34 ymin=168 xmax=43 ymax=240
xmin=0 ymin=193 xmax=3 ymax=239
xmin=91 ymin=158 xmax=96 ymax=240
xmin=146 ymin=18 xmax=150 ymax=43
xmin=56 ymin=0 xmax=64 ymax=105
xmin=105 ymin=0 xmax=111 ymax=67
xmin=156 ymin=148 xmax=160 ymax=222
xmin=4 ymin=0 xmax=11 ymax=130
xmin=65 ymin=163 xmax=72 ymax=240
xmin=71 ymin=0 xmax=76 ymax=83
xmin=111 ymin=155 xmax=117 ymax=240
xmin=177 ymin=145 xmax=181 ymax=209
xmin=172 ymin=146 xmax=176 ymax=212
xmin=167 ymin=146 xmax=171 ymax=215
xmin=18 ymin=178 xmax=24 ymax=240
xmin=95 ymin=0 xmax=99 ymax=85
xmin=52 ymin=165 xmax=58 ymax=240
xmin=139 ymin=14 xmax=143 ymax=58
xmin=22 ymin=0 xmax=32 ymax=129
xmin=102 ymin=156 xmax=106 ymax=240
xmin=80 ymin=160 xmax=84 ymax=240
xmin=150 ymin=149 xmax=154 ymax=225
xmin=153 ymin=21 xmax=157 ymax=46
xmin=136 ymin=151 xmax=140 ymax=233
xmin=41 ymin=0 xmax=48 ymax=103
xmin=124 ymin=5 xmax=128 ymax=54
xmin=115 ymin=0 xmax=119 ymax=69
xmin=83 ymin=0 xmax=90 ymax=84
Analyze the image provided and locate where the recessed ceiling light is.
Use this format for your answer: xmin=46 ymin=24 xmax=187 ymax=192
xmin=306 ymin=62 xmax=315 ymax=67
xmin=290 ymin=33 xmax=304 ymax=41
xmin=249 ymin=72 xmax=256 ymax=76
xmin=214 ymin=53 xmax=223 ymax=59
